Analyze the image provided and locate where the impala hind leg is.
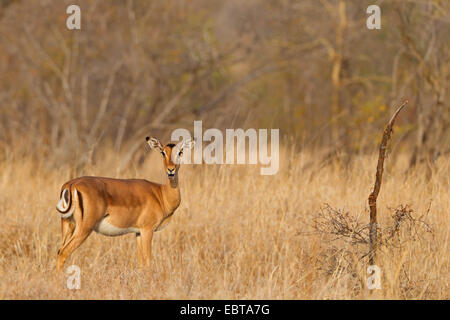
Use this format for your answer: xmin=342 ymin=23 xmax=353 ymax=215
xmin=141 ymin=229 xmax=154 ymax=268
xmin=56 ymin=227 xmax=92 ymax=273
xmin=60 ymin=218 xmax=76 ymax=248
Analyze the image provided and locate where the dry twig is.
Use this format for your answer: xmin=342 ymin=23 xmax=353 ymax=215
xmin=368 ymin=99 xmax=409 ymax=264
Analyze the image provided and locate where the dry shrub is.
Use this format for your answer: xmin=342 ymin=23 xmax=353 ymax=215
xmin=302 ymin=202 xmax=437 ymax=298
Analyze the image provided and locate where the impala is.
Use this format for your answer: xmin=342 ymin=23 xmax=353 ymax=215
xmin=55 ymin=137 xmax=194 ymax=272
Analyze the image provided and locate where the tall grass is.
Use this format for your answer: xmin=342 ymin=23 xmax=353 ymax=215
xmin=0 ymin=146 xmax=448 ymax=299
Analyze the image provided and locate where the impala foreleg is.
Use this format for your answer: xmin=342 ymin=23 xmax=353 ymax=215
xmin=136 ymin=233 xmax=143 ymax=266
xmin=140 ymin=229 xmax=154 ymax=267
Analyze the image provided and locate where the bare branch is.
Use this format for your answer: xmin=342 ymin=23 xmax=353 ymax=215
xmin=368 ymin=99 xmax=409 ymax=265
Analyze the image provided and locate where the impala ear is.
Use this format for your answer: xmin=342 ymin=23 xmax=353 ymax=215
xmin=175 ymin=137 xmax=195 ymax=151
xmin=182 ymin=138 xmax=195 ymax=150
xmin=146 ymin=136 xmax=163 ymax=151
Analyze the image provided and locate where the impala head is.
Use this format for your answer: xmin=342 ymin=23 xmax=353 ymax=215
xmin=146 ymin=136 xmax=195 ymax=181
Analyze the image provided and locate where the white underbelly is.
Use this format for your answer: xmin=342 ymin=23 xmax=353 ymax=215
xmin=94 ymin=217 xmax=140 ymax=237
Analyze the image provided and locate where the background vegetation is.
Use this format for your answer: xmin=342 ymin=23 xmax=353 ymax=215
xmin=0 ymin=0 xmax=448 ymax=299
xmin=1 ymin=0 xmax=448 ymax=164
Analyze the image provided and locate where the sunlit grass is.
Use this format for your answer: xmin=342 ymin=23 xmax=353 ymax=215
xmin=0 ymin=148 xmax=448 ymax=299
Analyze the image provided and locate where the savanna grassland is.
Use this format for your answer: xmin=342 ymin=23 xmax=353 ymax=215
xmin=0 ymin=147 xmax=447 ymax=299
xmin=0 ymin=0 xmax=449 ymax=300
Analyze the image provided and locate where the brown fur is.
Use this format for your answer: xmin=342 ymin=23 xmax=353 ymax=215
xmin=56 ymin=140 xmax=188 ymax=272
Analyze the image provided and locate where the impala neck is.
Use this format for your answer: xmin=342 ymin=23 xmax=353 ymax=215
xmin=161 ymin=174 xmax=181 ymax=213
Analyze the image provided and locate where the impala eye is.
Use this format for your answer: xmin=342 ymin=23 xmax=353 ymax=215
xmin=178 ymin=151 xmax=183 ymax=157
xmin=161 ymin=151 xmax=166 ymax=157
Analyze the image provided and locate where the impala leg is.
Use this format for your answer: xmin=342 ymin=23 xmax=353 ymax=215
xmin=61 ymin=218 xmax=76 ymax=247
xmin=57 ymin=220 xmax=75 ymax=265
xmin=141 ymin=229 xmax=154 ymax=268
xmin=136 ymin=233 xmax=143 ymax=267
xmin=57 ymin=227 xmax=92 ymax=273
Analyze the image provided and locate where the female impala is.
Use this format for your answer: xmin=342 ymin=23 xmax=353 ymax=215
xmin=55 ymin=137 xmax=194 ymax=272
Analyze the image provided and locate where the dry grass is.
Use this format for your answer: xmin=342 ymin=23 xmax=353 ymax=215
xmin=0 ymin=147 xmax=448 ymax=299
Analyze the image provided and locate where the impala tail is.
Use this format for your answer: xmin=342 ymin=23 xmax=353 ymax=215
xmin=56 ymin=187 xmax=77 ymax=219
